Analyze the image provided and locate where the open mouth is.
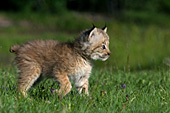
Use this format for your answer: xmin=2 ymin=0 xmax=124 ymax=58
xmin=91 ymin=54 xmax=109 ymax=61
xmin=99 ymin=56 xmax=105 ymax=59
xmin=100 ymin=54 xmax=109 ymax=58
xmin=99 ymin=55 xmax=109 ymax=61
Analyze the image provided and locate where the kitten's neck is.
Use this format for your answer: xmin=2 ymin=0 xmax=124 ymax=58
xmin=72 ymin=41 xmax=90 ymax=61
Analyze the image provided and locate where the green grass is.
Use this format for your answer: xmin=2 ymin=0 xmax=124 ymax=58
xmin=0 ymin=68 xmax=170 ymax=112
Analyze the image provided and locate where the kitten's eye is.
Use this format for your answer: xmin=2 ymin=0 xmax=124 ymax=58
xmin=102 ymin=45 xmax=106 ymax=49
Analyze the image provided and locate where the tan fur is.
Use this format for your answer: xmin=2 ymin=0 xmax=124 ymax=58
xmin=10 ymin=26 xmax=110 ymax=97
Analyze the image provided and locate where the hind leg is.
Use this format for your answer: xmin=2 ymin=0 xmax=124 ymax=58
xmin=17 ymin=64 xmax=41 ymax=97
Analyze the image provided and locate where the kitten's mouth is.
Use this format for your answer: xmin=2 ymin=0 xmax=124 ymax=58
xmin=99 ymin=55 xmax=109 ymax=61
xmin=91 ymin=54 xmax=109 ymax=61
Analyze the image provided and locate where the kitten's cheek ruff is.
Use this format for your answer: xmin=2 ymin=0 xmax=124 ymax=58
xmin=91 ymin=55 xmax=99 ymax=60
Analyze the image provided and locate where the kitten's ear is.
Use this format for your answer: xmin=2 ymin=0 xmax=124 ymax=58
xmin=89 ymin=27 xmax=97 ymax=38
xmin=102 ymin=25 xmax=107 ymax=33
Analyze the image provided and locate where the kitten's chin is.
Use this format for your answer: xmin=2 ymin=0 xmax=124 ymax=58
xmin=91 ymin=55 xmax=109 ymax=61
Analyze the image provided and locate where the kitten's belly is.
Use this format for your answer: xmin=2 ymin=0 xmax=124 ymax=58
xmin=68 ymin=68 xmax=87 ymax=81
xmin=68 ymin=63 xmax=92 ymax=84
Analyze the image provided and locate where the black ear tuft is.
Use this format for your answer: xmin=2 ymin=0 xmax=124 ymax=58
xmin=92 ymin=24 xmax=96 ymax=29
xmin=87 ymin=24 xmax=96 ymax=34
xmin=102 ymin=24 xmax=107 ymax=32
xmin=102 ymin=24 xmax=107 ymax=30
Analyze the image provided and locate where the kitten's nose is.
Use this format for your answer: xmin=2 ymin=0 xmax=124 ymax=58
xmin=107 ymin=52 xmax=111 ymax=56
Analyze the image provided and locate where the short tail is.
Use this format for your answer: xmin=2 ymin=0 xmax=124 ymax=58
xmin=10 ymin=45 xmax=20 ymax=53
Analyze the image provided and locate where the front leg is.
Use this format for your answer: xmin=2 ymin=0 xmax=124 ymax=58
xmin=76 ymin=79 xmax=89 ymax=96
xmin=53 ymin=74 xmax=72 ymax=96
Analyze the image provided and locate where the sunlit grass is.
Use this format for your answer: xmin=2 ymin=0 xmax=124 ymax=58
xmin=0 ymin=68 xmax=170 ymax=112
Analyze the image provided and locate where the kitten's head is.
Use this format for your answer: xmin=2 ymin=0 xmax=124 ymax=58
xmin=76 ymin=25 xmax=110 ymax=61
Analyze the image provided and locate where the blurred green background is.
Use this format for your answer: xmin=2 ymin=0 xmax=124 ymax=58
xmin=0 ymin=0 xmax=170 ymax=70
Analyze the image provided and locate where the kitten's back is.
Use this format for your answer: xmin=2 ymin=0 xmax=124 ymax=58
xmin=12 ymin=40 xmax=60 ymax=66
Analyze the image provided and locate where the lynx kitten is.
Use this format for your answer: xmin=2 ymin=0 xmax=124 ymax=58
xmin=10 ymin=26 xmax=110 ymax=97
